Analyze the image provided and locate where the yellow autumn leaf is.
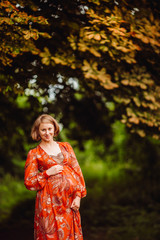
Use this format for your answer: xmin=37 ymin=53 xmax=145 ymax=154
xmin=137 ymin=130 xmax=146 ymax=137
xmin=104 ymin=8 xmax=111 ymax=14
xmin=40 ymin=47 xmax=51 ymax=58
xmin=152 ymin=134 xmax=159 ymax=140
xmin=23 ymin=29 xmax=39 ymax=40
xmin=142 ymin=102 xmax=148 ymax=108
xmin=133 ymin=97 xmax=141 ymax=107
xmin=97 ymin=68 xmax=119 ymax=89
xmin=141 ymin=36 xmax=150 ymax=44
xmin=150 ymin=38 xmax=160 ymax=47
xmin=124 ymin=55 xmax=136 ymax=64
xmin=31 ymin=48 xmax=40 ymax=55
xmin=51 ymin=56 xmax=67 ymax=66
xmin=39 ymin=47 xmax=52 ymax=65
xmin=147 ymin=121 xmax=154 ymax=127
xmin=129 ymin=117 xmax=139 ymax=124
xmin=31 ymin=31 xmax=39 ymax=40
xmin=100 ymin=32 xmax=107 ymax=39
xmin=113 ymin=96 xmax=131 ymax=104
xmin=108 ymin=27 xmax=126 ymax=36
xmin=142 ymin=78 xmax=154 ymax=86
xmin=121 ymin=79 xmax=129 ymax=85
xmin=39 ymin=32 xmax=51 ymax=38
xmin=100 ymin=46 xmax=109 ymax=52
xmin=85 ymin=72 xmax=98 ymax=80
xmin=139 ymin=83 xmax=147 ymax=89
xmin=148 ymin=103 xmax=157 ymax=110
xmin=121 ymin=119 xmax=127 ymax=123
xmin=129 ymin=80 xmax=137 ymax=87
xmin=143 ymin=93 xmax=155 ymax=102
xmin=23 ymin=30 xmax=31 ymax=40
xmin=41 ymin=57 xmax=50 ymax=65
xmin=116 ymin=46 xmax=130 ymax=53
xmin=132 ymin=44 xmax=141 ymax=51
xmin=102 ymin=82 xmax=119 ymax=90
xmin=89 ymin=47 xmax=101 ymax=57
xmin=122 ymin=98 xmax=131 ymax=104
xmin=78 ymin=42 xmax=88 ymax=52
xmin=94 ymin=34 xmax=101 ymax=40
xmin=82 ymin=60 xmax=98 ymax=72
xmin=126 ymin=108 xmax=136 ymax=117
xmin=85 ymin=33 xmax=95 ymax=40
xmin=82 ymin=60 xmax=93 ymax=72
xmin=126 ymin=123 xmax=132 ymax=128
xmin=91 ymin=19 xmax=101 ymax=24
xmin=82 ymin=61 xmax=99 ymax=79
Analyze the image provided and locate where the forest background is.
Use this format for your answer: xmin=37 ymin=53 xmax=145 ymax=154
xmin=0 ymin=0 xmax=160 ymax=239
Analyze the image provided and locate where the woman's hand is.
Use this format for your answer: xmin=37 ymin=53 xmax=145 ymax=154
xmin=46 ymin=165 xmax=63 ymax=176
xmin=71 ymin=196 xmax=81 ymax=212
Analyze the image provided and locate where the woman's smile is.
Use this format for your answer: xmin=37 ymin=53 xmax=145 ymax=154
xmin=39 ymin=122 xmax=55 ymax=142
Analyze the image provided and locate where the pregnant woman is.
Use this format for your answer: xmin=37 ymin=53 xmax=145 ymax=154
xmin=24 ymin=114 xmax=87 ymax=240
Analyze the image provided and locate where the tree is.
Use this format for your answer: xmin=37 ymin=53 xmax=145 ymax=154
xmin=38 ymin=0 xmax=160 ymax=138
xmin=0 ymin=0 xmax=51 ymax=172
xmin=0 ymin=0 xmax=50 ymax=66
xmin=0 ymin=0 xmax=160 ymax=153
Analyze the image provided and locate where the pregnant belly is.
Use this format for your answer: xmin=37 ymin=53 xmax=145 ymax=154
xmin=48 ymin=167 xmax=78 ymax=209
xmin=48 ymin=166 xmax=77 ymax=195
xmin=61 ymin=167 xmax=78 ymax=194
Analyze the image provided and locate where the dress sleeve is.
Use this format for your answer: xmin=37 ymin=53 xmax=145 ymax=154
xmin=24 ymin=149 xmax=49 ymax=191
xmin=66 ymin=142 xmax=87 ymax=198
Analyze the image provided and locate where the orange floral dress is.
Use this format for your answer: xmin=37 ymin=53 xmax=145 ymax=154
xmin=24 ymin=142 xmax=86 ymax=240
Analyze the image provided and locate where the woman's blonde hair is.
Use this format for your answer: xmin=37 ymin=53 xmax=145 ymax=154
xmin=31 ymin=114 xmax=60 ymax=141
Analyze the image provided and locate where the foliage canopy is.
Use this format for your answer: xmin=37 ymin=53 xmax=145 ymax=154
xmin=0 ymin=0 xmax=160 ymax=150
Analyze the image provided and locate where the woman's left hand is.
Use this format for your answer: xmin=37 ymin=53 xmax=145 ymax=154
xmin=71 ymin=196 xmax=81 ymax=212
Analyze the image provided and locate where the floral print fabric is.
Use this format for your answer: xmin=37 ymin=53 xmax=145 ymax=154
xmin=24 ymin=142 xmax=86 ymax=240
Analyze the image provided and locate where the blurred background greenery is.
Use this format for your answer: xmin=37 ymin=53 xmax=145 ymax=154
xmin=1 ymin=119 xmax=160 ymax=240
xmin=1 ymin=0 xmax=160 ymax=239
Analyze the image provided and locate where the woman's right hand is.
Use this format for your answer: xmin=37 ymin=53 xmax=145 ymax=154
xmin=46 ymin=165 xmax=63 ymax=176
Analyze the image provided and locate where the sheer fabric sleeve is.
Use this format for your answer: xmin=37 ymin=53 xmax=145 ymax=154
xmin=66 ymin=142 xmax=87 ymax=198
xmin=24 ymin=149 xmax=49 ymax=191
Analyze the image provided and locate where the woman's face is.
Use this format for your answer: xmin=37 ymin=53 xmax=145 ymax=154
xmin=39 ymin=122 xmax=55 ymax=142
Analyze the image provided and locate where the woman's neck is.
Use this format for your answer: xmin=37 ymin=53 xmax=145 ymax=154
xmin=39 ymin=140 xmax=61 ymax=155
xmin=40 ymin=139 xmax=56 ymax=147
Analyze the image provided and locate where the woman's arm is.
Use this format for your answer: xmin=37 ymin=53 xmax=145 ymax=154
xmin=66 ymin=143 xmax=87 ymax=198
xmin=24 ymin=149 xmax=49 ymax=191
